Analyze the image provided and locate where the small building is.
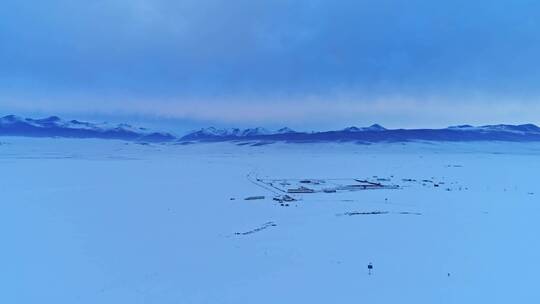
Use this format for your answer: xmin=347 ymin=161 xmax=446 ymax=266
xmin=287 ymin=186 xmax=315 ymax=193
xmin=245 ymin=196 xmax=265 ymax=200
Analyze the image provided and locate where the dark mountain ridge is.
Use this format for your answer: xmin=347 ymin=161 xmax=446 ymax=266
xmin=181 ymin=124 xmax=540 ymax=143
xmin=0 ymin=115 xmax=175 ymax=142
xmin=2 ymin=115 xmax=540 ymax=143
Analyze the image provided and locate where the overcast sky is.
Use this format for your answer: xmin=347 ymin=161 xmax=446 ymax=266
xmin=1 ymin=0 xmax=540 ymax=130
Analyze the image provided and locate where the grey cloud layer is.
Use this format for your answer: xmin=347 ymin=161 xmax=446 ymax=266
xmin=1 ymin=0 xmax=540 ymax=124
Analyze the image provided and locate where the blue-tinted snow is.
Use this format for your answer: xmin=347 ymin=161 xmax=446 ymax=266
xmin=1 ymin=138 xmax=540 ymax=303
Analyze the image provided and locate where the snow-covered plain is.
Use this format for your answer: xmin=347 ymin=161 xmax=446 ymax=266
xmin=2 ymin=138 xmax=540 ymax=303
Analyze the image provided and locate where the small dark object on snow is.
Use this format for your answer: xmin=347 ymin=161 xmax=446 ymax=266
xmin=282 ymin=195 xmax=296 ymax=202
xmin=235 ymin=222 xmax=276 ymax=236
xmin=245 ymin=196 xmax=265 ymax=200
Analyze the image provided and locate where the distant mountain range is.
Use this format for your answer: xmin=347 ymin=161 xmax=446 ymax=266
xmin=2 ymin=115 xmax=540 ymax=143
xmin=181 ymin=123 xmax=540 ymax=143
xmin=0 ymin=115 xmax=175 ymax=142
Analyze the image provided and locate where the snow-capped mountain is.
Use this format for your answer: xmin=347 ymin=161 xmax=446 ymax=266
xmin=181 ymin=123 xmax=540 ymax=143
xmin=276 ymin=127 xmax=297 ymax=134
xmin=240 ymin=127 xmax=271 ymax=136
xmin=342 ymin=124 xmax=387 ymax=132
xmin=449 ymin=124 xmax=540 ymax=134
xmin=183 ymin=127 xmax=283 ymax=140
xmin=0 ymin=115 xmax=176 ymax=142
xmin=3 ymin=115 xmax=540 ymax=144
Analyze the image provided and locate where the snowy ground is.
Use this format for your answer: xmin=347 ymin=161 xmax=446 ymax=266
xmin=2 ymin=138 xmax=540 ymax=303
